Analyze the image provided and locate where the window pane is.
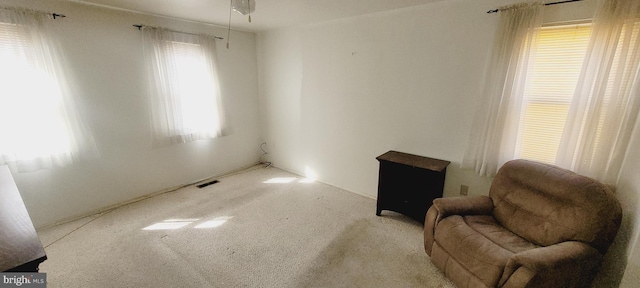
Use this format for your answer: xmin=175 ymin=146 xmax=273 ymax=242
xmin=520 ymin=102 xmax=570 ymax=163
xmin=517 ymin=24 xmax=592 ymax=163
xmin=0 ymin=23 xmax=72 ymax=159
xmin=162 ymin=40 xmax=220 ymax=137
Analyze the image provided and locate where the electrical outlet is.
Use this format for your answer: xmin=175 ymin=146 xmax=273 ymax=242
xmin=460 ymin=185 xmax=469 ymax=196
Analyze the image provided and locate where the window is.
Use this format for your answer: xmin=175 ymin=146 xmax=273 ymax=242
xmin=516 ymin=21 xmax=640 ymax=165
xmin=0 ymin=22 xmax=70 ymax=154
xmin=162 ymin=40 xmax=221 ymax=136
xmin=463 ymin=1 xmax=640 ymax=182
xmin=516 ymin=23 xmax=592 ymax=163
xmin=0 ymin=9 xmax=94 ymax=171
xmin=142 ymin=28 xmax=226 ymax=147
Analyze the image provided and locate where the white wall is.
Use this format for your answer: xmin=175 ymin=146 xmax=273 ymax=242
xmin=0 ymin=0 xmax=261 ymax=228
xmin=258 ymin=0 xmax=500 ymax=199
xmin=257 ymin=0 xmax=639 ymax=286
xmin=609 ymin=117 xmax=640 ymax=288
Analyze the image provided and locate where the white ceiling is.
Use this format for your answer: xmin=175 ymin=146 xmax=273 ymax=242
xmin=69 ymin=0 xmax=445 ymax=32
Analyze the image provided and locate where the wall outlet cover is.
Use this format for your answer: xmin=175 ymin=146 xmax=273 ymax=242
xmin=460 ymin=185 xmax=469 ymax=196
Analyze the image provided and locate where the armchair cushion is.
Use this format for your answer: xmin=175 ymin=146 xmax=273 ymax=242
xmin=490 ymin=160 xmax=621 ymax=254
xmin=432 ymin=214 xmax=540 ymax=287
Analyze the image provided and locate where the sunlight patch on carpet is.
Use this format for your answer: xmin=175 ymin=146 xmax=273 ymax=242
xmin=194 ymin=216 xmax=234 ymax=229
xmin=142 ymin=219 xmax=196 ymax=230
xmin=263 ymin=177 xmax=297 ymax=183
xmin=143 ymin=217 xmax=235 ymax=230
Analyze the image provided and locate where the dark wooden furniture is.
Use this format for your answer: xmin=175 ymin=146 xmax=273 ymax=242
xmin=0 ymin=165 xmax=47 ymax=272
xmin=376 ymin=151 xmax=450 ymax=224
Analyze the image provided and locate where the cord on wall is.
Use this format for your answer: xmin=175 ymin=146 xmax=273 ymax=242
xmin=260 ymin=142 xmax=271 ymax=168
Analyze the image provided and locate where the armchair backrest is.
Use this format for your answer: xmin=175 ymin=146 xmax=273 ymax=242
xmin=489 ymin=159 xmax=622 ymax=254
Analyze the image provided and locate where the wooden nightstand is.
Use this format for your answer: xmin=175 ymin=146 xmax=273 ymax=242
xmin=375 ymin=151 xmax=450 ymax=224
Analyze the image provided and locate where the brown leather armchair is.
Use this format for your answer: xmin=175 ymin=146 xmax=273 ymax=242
xmin=424 ymin=159 xmax=622 ymax=288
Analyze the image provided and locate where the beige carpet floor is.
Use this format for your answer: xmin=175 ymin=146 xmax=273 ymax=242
xmin=36 ymin=166 xmax=454 ymax=287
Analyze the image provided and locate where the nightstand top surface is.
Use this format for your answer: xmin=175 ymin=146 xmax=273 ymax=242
xmin=376 ymin=150 xmax=450 ymax=172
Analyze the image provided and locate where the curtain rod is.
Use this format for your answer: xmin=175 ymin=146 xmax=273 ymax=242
xmin=487 ymin=0 xmax=583 ymax=14
xmin=0 ymin=6 xmax=66 ymax=19
xmin=132 ymin=24 xmax=224 ymax=40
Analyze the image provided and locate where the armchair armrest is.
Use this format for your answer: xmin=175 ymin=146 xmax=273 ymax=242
xmin=431 ymin=196 xmax=494 ymax=217
xmin=500 ymin=241 xmax=603 ymax=288
xmin=424 ymin=196 xmax=493 ymax=255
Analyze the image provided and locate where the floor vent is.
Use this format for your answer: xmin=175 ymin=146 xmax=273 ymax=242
xmin=196 ymin=180 xmax=219 ymax=189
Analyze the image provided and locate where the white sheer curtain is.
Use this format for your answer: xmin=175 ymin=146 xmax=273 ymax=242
xmin=461 ymin=3 xmax=544 ymax=177
xmin=556 ymin=0 xmax=640 ymax=184
xmin=0 ymin=7 xmax=96 ymax=172
xmin=142 ymin=28 xmax=228 ymax=147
